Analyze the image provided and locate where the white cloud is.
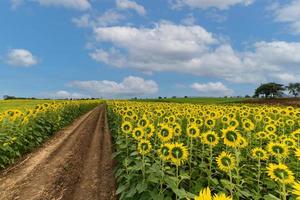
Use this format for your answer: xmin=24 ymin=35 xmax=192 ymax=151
xmin=48 ymin=90 xmax=89 ymax=99
xmin=72 ymin=10 xmax=126 ymax=28
xmin=273 ymin=0 xmax=300 ymax=34
xmin=10 ymin=0 xmax=23 ymax=9
xmin=13 ymin=0 xmax=91 ymax=10
xmin=181 ymin=14 xmax=197 ymax=25
xmin=90 ymin=22 xmax=300 ymax=84
xmin=72 ymin=14 xmax=90 ymax=28
xmin=191 ymin=82 xmax=234 ymax=96
xmin=69 ymin=76 xmax=159 ymax=97
xmin=116 ymin=0 xmax=146 ymax=15
xmin=7 ymin=49 xmax=38 ymax=67
xmin=170 ymin=0 xmax=254 ymax=10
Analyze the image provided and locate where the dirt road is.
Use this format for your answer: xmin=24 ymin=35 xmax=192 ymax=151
xmin=0 ymin=104 xmax=116 ymax=200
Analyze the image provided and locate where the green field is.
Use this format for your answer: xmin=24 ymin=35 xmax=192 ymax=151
xmin=135 ymin=97 xmax=247 ymax=104
xmin=0 ymin=99 xmax=62 ymax=112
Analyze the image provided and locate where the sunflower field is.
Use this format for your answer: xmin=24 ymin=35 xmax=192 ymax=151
xmin=107 ymin=101 xmax=300 ymax=200
xmin=0 ymin=100 xmax=101 ymax=168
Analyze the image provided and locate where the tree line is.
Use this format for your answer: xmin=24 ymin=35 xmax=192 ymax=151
xmin=254 ymin=82 xmax=300 ymax=98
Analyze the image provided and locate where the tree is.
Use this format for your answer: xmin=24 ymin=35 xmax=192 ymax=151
xmin=286 ymin=83 xmax=300 ymax=97
xmin=254 ymin=82 xmax=285 ymax=98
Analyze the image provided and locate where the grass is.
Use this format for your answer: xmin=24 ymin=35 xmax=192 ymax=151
xmin=0 ymin=99 xmax=63 ymax=112
xmin=135 ymin=97 xmax=247 ymax=104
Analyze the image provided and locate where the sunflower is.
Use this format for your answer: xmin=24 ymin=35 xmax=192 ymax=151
xmin=267 ymin=163 xmax=295 ymax=184
xmin=295 ymin=148 xmax=300 ymax=160
xmin=158 ymin=125 xmax=174 ymax=142
xmin=283 ymin=138 xmax=296 ymax=149
xmin=158 ymin=144 xmax=171 ymax=162
xmin=264 ymin=124 xmax=276 ymax=133
xmin=267 ymin=142 xmax=289 ymax=158
xmin=237 ymin=136 xmax=248 ymax=148
xmin=202 ymin=131 xmax=219 ymax=147
xmin=194 ymin=187 xmax=232 ymax=200
xmin=221 ymin=127 xmax=241 ymax=148
xmin=255 ymin=131 xmax=268 ymax=140
xmin=251 ymin=147 xmax=268 ymax=160
xmin=121 ymin=121 xmax=132 ymax=134
xmin=138 ymin=118 xmax=149 ymax=127
xmin=216 ymin=151 xmax=235 ymax=172
xmin=173 ymin=124 xmax=182 ymax=136
xmin=292 ymin=129 xmax=300 ymax=141
xmin=169 ymin=143 xmax=189 ymax=166
xmin=205 ymin=118 xmax=216 ymax=129
xmin=292 ymin=181 xmax=300 ymax=200
xmin=137 ymin=140 xmax=152 ymax=155
xmin=145 ymin=124 xmax=155 ymax=138
xmin=242 ymin=119 xmax=255 ymax=132
xmin=132 ymin=127 xmax=144 ymax=140
xmin=187 ymin=125 xmax=200 ymax=138
xmin=228 ymin=119 xmax=239 ymax=129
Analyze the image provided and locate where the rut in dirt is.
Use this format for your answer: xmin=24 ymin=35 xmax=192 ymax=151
xmin=0 ymin=104 xmax=116 ymax=200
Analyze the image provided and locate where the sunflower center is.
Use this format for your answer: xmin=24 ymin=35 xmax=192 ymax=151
xmin=135 ymin=130 xmax=142 ymax=137
xmin=139 ymin=120 xmax=147 ymax=126
xmin=255 ymin=151 xmax=264 ymax=157
xmin=272 ymin=146 xmax=284 ymax=154
xmin=221 ymin=157 xmax=231 ymax=167
xmin=189 ymin=128 xmax=197 ymax=135
xmin=226 ymin=131 xmax=238 ymax=142
xmin=161 ymin=129 xmax=169 ymax=137
xmin=124 ymin=124 xmax=130 ymax=130
xmin=161 ymin=147 xmax=170 ymax=156
xmin=274 ymin=169 xmax=289 ymax=180
xmin=207 ymin=120 xmax=213 ymax=125
xmin=172 ymin=147 xmax=183 ymax=158
xmin=141 ymin=143 xmax=149 ymax=150
xmin=207 ymin=134 xmax=216 ymax=142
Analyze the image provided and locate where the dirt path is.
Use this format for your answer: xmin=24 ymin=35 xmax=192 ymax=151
xmin=0 ymin=104 xmax=116 ymax=200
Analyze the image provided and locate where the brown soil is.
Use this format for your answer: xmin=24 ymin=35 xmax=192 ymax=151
xmin=0 ymin=104 xmax=116 ymax=200
xmin=242 ymin=98 xmax=300 ymax=107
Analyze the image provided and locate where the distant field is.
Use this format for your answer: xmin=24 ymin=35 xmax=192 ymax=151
xmin=0 ymin=99 xmax=62 ymax=112
xmin=135 ymin=97 xmax=246 ymax=104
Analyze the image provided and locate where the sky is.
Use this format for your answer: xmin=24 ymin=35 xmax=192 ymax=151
xmin=0 ymin=0 xmax=300 ymax=99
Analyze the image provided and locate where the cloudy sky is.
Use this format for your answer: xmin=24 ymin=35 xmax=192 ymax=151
xmin=1 ymin=0 xmax=300 ymax=98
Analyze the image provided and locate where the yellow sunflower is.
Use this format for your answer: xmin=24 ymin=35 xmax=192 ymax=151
xmin=137 ymin=140 xmax=152 ymax=155
xmin=121 ymin=121 xmax=133 ymax=134
xmin=158 ymin=143 xmax=171 ymax=162
xmin=283 ymin=138 xmax=296 ymax=149
xmin=228 ymin=119 xmax=239 ymax=129
xmin=132 ymin=127 xmax=144 ymax=140
xmin=187 ymin=125 xmax=200 ymax=138
xmin=205 ymin=118 xmax=216 ymax=129
xmin=169 ymin=143 xmax=189 ymax=166
xmin=242 ymin=119 xmax=255 ymax=132
xmin=158 ymin=125 xmax=174 ymax=142
xmin=267 ymin=142 xmax=289 ymax=158
xmin=267 ymin=163 xmax=295 ymax=184
xmin=144 ymin=124 xmax=155 ymax=139
xmin=216 ymin=151 xmax=235 ymax=172
xmin=292 ymin=129 xmax=300 ymax=141
xmin=221 ymin=127 xmax=241 ymax=148
xmin=194 ymin=187 xmax=232 ymax=200
xmin=264 ymin=124 xmax=277 ymax=134
xmin=295 ymin=148 xmax=300 ymax=160
xmin=292 ymin=181 xmax=300 ymax=200
xmin=251 ymin=147 xmax=268 ymax=160
xmin=202 ymin=131 xmax=219 ymax=147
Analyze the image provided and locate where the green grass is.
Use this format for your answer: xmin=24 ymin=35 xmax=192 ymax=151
xmin=0 ymin=99 xmax=63 ymax=112
xmin=134 ymin=97 xmax=246 ymax=104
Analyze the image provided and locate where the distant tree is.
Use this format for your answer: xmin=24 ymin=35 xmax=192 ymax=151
xmin=254 ymin=82 xmax=285 ymax=98
xmin=172 ymin=96 xmax=177 ymax=99
xmin=158 ymin=96 xmax=162 ymax=99
xmin=245 ymin=95 xmax=251 ymax=98
xmin=184 ymin=96 xmax=188 ymax=98
xmin=286 ymin=83 xmax=300 ymax=97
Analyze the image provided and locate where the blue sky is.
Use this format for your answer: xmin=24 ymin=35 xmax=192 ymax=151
xmin=1 ymin=0 xmax=300 ymax=98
